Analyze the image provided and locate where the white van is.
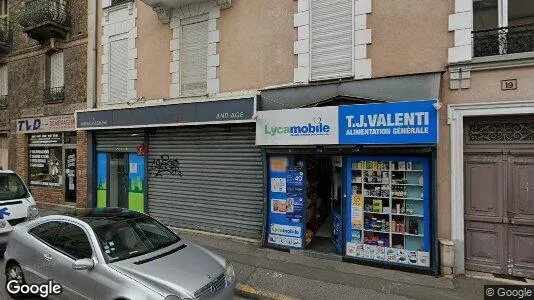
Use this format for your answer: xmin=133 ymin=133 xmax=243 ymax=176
xmin=0 ymin=170 xmax=39 ymax=250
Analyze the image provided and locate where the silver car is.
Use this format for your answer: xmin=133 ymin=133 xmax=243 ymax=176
xmin=4 ymin=208 xmax=236 ymax=299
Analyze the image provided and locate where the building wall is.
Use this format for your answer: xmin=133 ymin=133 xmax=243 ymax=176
xmin=436 ymin=67 xmax=534 ymax=240
xmin=136 ymin=2 xmax=172 ymax=100
xmin=368 ymin=0 xmax=452 ymax=78
xmin=96 ymin=0 xmax=296 ymax=106
xmin=218 ymin=0 xmax=296 ymax=92
xmin=2 ymin=0 xmax=88 ymax=209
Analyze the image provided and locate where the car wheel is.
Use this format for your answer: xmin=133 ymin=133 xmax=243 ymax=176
xmin=5 ymin=262 xmax=26 ymax=299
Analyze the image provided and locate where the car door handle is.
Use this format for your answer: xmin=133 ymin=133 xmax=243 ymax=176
xmin=43 ymin=253 xmax=52 ymax=261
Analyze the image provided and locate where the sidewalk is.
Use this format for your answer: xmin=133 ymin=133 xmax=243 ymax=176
xmin=176 ymin=230 xmax=495 ymax=300
xmin=34 ymin=205 xmax=494 ymax=300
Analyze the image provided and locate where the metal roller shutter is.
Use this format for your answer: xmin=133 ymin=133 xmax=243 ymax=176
xmin=310 ymin=0 xmax=353 ymax=80
xmin=95 ymin=130 xmax=145 ymax=152
xmin=148 ymin=124 xmax=263 ymax=239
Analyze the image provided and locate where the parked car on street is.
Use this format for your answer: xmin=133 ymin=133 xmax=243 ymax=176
xmin=4 ymin=208 xmax=236 ymax=299
xmin=0 ymin=170 xmax=39 ymax=252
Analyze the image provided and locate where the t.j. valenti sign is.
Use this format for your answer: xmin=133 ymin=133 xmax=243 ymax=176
xmin=256 ymin=100 xmax=439 ymax=145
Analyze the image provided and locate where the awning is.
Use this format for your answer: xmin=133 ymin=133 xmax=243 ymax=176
xmin=259 ymin=72 xmax=442 ymax=110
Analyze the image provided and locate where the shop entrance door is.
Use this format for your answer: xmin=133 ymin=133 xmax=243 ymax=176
xmin=464 ymin=117 xmax=534 ymax=279
xmin=109 ymin=153 xmax=128 ymax=208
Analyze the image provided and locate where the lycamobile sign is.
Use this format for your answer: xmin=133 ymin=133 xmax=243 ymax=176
xmin=265 ymin=118 xmax=331 ymax=137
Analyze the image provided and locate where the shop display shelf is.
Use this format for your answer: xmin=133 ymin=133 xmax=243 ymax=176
xmin=391 ymin=213 xmax=424 ymax=217
xmin=363 ymin=196 xmax=389 ymax=199
xmin=392 ymin=232 xmax=424 ymax=237
xmin=363 ymin=182 xmax=387 ymax=185
xmin=391 ymin=197 xmax=423 ymax=201
xmin=364 ymin=229 xmax=390 ymax=234
xmin=353 ymin=168 xmax=391 ymax=171
xmin=391 ymin=184 xmax=423 ymax=187
xmin=391 ymin=169 xmax=423 ymax=172
xmin=364 ymin=211 xmax=390 ymax=215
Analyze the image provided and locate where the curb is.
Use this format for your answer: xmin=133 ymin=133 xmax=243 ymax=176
xmin=235 ymin=283 xmax=300 ymax=300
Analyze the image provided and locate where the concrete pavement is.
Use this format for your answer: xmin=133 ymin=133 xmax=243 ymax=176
xmin=177 ymin=230 xmax=501 ymax=300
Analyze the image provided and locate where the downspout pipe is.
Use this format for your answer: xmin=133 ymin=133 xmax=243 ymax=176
xmin=87 ymin=0 xmax=97 ymax=109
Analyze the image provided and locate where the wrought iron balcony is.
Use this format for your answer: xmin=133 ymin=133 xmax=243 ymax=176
xmin=0 ymin=16 xmax=12 ymax=54
xmin=0 ymin=95 xmax=6 ymax=108
xmin=473 ymin=23 xmax=534 ymax=58
xmin=43 ymin=86 xmax=64 ymax=103
xmin=18 ymin=0 xmax=70 ymax=44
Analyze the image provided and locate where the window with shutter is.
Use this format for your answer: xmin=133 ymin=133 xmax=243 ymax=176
xmin=180 ymin=15 xmax=208 ymax=96
xmin=0 ymin=64 xmax=7 ymax=96
xmin=50 ymin=51 xmax=64 ymax=88
xmin=310 ymin=0 xmax=353 ymax=81
xmin=109 ymin=38 xmax=129 ymax=103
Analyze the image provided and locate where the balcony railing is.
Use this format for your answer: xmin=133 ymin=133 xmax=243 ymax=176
xmin=18 ymin=0 xmax=70 ymax=43
xmin=0 ymin=16 xmax=12 ymax=54
xmin=0 ymin=95 xmax=6 ymax=108
xmin=43 ymin=86 xmax=64 ymax=103
xmin=473 ymin=23 xmax=534 ymax=58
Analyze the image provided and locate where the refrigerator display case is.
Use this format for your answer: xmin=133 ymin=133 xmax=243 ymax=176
xmin=345 ymin=156 xmax=431 ymax=269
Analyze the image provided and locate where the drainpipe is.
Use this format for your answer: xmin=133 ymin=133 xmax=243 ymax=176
xmin=86 ymin=0 xmax=97 ymax=109
xmin=85 ymin=0 xmax=98 ymax=208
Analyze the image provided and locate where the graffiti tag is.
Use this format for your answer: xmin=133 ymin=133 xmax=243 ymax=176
xmin=148 ymin=155 xmax=183 ymax=177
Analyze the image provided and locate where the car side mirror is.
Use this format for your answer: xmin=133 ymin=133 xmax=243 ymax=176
xmin=72 ymin=258 xmax=94 ymax=271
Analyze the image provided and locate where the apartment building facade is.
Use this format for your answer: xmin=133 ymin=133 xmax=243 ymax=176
xmin=75 ymin=0 xmax=534 ymax=278
xmin=0 ymin=0 xmax=88 ymax=209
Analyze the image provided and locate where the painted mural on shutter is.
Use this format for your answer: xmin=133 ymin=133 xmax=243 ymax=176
xmin=109 ymin=38 xmax=129 ymax=103
xmin=310 ymin=0 xmax=353 ymax=80
xmin=0 ymin=65 xmax=7 ymax=96
xmin=50 ymin=51 xmax=64 ymax=88
xmin=180 ymin=16 xmax=208 ymax=96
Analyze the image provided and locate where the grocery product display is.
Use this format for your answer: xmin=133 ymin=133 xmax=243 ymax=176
xmin=346 ymin=158 xmax=431 ymax=268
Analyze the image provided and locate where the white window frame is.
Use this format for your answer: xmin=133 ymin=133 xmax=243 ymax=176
xmin=308 ymin=0 xmax=355 ymax=81
xmin=108 ymin=33 xmax=129 ymax=103
xmin=179 ymin=14 xmax=209 ymax=97
xmin=0 ymin=64 xmax=7 ymax=97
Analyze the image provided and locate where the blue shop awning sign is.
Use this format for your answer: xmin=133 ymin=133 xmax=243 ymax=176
xmin=256 ymin=99 xmax=439 ymax=145
xmin=338 ymin=100 xmax=439 ymax=145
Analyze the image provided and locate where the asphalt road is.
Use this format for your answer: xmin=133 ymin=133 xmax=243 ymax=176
xmin=0 ymin=258 xmax=249 ymax=300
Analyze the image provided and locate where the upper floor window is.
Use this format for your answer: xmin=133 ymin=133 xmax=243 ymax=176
xmin=180 ymin=15 xmax=208 ymax=96
xmin=44 ymin=51 xmax=65 ymax=103
xmin=109 ymin=35 xmax=129 ymax=103
xmin=310 ymin=0 xmax=353 ymax=81
xmin=473 ymin=0 xmax=534 ymax=57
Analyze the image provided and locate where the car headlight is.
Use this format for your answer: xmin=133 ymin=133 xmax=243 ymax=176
xmin=225 ymin=261 xmax=235 ymax=285
xmin=27 ymin=205 xmax=39 ymax=221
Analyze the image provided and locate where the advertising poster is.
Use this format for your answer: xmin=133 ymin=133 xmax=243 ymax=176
xmin=96 ymin=153 xmax=108 ymax=208
xmin=267 ymin=156 xmax=305 ymax=249
xmin=286 ymin=166 xmax=304 ymax=219
xmin=128 ymin=153 xmax=145 ymax=213
xmin=351 ymin=194 xmax=364 ymax=230
xmin=29 ymin=147 xmax=62 ymax=187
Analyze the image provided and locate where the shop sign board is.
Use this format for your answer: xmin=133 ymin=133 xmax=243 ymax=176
xmin=16 ymin=115 xmax=75 ymax=133
xmin=29 ymin=133 xmax=62 ymax=145
xmin=256 ymin=106 xmax=339 ymax=145
xmin=76 ymin=97 xmax=255 ymax=129
xmin=256 ymin=100 xmax=439 ymax=145
xmin=339 ymin=100 xmax=438 ymax=145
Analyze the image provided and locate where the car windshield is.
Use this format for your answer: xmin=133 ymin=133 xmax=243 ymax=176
xmin=93 ymin=216 xmax=181 ymax=263
xmin=0 ymin=173 xmax=29 ymax=201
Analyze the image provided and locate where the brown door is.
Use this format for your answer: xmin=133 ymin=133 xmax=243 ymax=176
xmin=507 ymin=155 xmax=534 ymax=278
xmin=464 ymin=117 xmax=534 ymax=279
